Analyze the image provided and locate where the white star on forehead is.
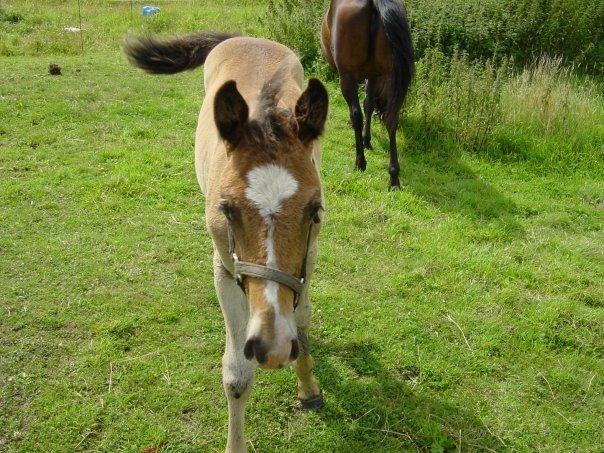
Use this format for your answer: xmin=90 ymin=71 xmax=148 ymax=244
xmin=244 ymin=163 xmax=299 ymax=218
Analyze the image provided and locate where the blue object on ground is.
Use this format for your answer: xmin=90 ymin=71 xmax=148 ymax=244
xmin=141 ymin=6 xmax=160 ymax=16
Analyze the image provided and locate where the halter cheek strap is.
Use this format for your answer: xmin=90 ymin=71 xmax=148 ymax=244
xmin=227 ymin=221 xmax=314 ymax=310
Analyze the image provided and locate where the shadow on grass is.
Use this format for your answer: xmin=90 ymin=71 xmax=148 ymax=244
xmin=312 ymin=338 xmax=503 ymax=452
xmin=372 ymin=116 xmax=523 ymax=237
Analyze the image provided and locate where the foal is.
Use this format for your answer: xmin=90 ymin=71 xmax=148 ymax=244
xmin=125 ymin=34 xmax=328 ymax=452
xmin=322 ymin=0 xmax=414 ymax=189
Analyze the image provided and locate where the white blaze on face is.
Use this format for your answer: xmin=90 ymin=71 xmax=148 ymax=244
xmin=244 ymin=163 xmax=298 ymax=322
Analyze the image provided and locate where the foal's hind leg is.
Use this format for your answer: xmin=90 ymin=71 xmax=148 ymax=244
xmin=214 ymin=252 xmax=255 ymax=453
xmin=363 ymin=78 xmax=376 ymax=150
xmin=340 ymin=73 xmax=366 ymax=171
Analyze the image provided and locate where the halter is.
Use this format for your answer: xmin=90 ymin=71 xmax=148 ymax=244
xmin=227 ymin=220 xmax=315 ymax=311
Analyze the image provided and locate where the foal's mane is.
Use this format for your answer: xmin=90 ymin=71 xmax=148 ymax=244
xmin=245 ymin=61 xmax=299 ymax=152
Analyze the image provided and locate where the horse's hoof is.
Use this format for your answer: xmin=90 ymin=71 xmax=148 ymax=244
xmin=296 ymin=393 xmax=324 ymax=411
xmin=389 ymin=183 xmax=401 ymax=191
xmin=355 ymin=159 xmax=367 ymax=171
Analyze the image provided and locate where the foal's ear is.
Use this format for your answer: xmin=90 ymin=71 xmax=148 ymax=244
xmin=214 ymin=80 xmax=249 ymax=147
xmin=295 ymin=78 xmax=329 ymax=144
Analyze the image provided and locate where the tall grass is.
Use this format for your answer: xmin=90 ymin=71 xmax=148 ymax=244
xmin=406 ymin=50 xmax=603 ymax=173
xmin=259 ymin=0 xmax=326 ymax=70
xmin=410 ymin=48 xmax=511 ymax=153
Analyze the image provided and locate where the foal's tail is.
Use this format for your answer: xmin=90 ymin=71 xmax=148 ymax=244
xmin=372 ymin=0 xmax=414 ymax=129
xmin=123 ymin=32 xmax=235 ymax=74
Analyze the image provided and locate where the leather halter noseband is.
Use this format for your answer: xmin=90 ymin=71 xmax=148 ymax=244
xmin=227 ymin=220 xmax=315 ymax=311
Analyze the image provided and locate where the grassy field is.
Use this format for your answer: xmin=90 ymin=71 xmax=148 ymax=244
xmin=1 ymin=1 xmax=603 ymax=452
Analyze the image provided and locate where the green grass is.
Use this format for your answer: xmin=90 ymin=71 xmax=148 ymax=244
xmin=1 ymin=1 xmax=604 ymax=452
xmin=0 ymin=0 xmax=265 ymax=56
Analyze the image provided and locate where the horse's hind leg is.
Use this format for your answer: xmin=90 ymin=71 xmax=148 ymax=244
xmin=363 ymin=77 xmax=376 ymax=150
xmin=386 ymin=113 xmax=401 ymax=190
xmin=214 ymin=252 xmax=255 ymax=453
xmin=340 ymin=73 xmax=366 ymax=171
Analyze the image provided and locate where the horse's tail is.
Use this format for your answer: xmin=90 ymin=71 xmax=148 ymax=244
xmin=123 ymin=32 xmax=235 ymax=74
xmin=372 ymin=0 xmax=414 ymax=129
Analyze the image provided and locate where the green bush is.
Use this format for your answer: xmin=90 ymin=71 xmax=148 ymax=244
xmin=259 ymin=0 xmax=327 ymax=69
xmin=0 ymin=7 xmax=23 ymax=24
xmin=407 ymin=0 xmax=604 ymax=73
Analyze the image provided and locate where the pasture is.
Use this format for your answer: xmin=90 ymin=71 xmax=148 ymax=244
xmin=1 ymin=1 xmax=603 ymax=451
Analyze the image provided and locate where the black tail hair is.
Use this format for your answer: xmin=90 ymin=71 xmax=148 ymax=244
xmin=123 ymin=32 xmax=235 ymax=74
xmin=372 ymin=0 xmax=414 ymax=129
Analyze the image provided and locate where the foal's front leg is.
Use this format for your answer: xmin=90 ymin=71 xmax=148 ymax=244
xmin=214 ymin=252 xmax=256 ymax=453
xmin=293 ymin=290 xmax=323 ymax=410
xmin=293 ymin=329 xmax=323 ymax=410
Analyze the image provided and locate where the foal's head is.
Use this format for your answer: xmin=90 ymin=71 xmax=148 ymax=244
xmin=213 ymin=77 xmax=328 ymax=368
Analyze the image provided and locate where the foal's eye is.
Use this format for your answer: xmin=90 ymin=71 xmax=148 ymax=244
xmin=219 ymin=202 xmax=236 ymax=221
xmin=307 ymin=204 xmax=323 ymax=224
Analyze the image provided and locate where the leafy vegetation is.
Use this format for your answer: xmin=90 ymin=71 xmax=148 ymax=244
xmin=0 ymin=6 xmax=23 ymax=24
xmin=407 ymin=0 xmax=604 ymax=73
xmin=1 ymin=0 xmax=603 ymax=452
xmin=408 ymin=50 xmax=603 ymax=172
xmin=261 ymin=0 xmax=326 ymax=70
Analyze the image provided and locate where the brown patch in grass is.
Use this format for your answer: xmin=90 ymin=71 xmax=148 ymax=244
xmin=48 ymin=64 xmax=61 ymax=75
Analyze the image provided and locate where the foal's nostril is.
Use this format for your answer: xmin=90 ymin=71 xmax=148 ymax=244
xmin=243 ymin=337 xmax=267 ymax=364
xmin=243 ymin=338 xmax=255 ymax=361
xmin=290 ymin=339 xmax=300 ymax=361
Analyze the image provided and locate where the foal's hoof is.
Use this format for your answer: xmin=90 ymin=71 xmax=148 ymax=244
xmin=296 ymin=393 xmax=324 ymax=412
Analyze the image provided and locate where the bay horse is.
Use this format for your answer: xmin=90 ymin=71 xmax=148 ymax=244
xmin=322 ymin=0 xmax=414 ymax=189
xmin=124 ymin=33 xmax=328 ymax=452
